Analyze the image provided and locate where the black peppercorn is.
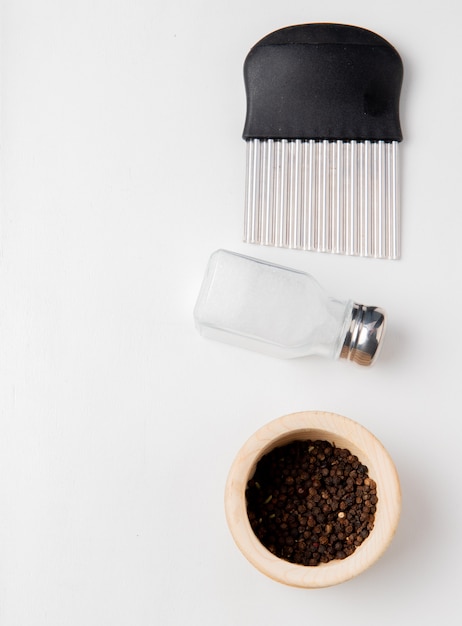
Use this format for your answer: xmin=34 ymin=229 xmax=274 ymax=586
xmin=246 ymin=440 xmax=377 ymax=567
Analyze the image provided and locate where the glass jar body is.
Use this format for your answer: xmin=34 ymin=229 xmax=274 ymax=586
xmin=194 ymin=250 xmax=352 ymax=360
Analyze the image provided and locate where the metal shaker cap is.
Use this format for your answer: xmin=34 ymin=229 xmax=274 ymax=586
xmin=340 ymin=304 xmax=386 ymax=366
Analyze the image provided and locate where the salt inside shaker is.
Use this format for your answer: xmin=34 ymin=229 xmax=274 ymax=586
xmin=194 ymin=250 xmax=386 ymax=366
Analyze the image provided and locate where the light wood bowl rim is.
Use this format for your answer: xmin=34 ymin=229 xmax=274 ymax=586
xmin=224 ymin=411 xmax=401 ymax=588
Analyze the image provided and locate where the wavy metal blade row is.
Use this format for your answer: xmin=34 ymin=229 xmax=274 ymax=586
xmin=244 ymin=139 xmax=400 ymax=259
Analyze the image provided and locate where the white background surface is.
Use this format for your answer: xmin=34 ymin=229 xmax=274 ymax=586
xmin=1 ymin=1 xmax=461 ymax=624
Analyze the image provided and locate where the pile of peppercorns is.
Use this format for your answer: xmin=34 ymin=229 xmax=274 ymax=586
xmin=246 ymin=439 xmax=378 ymax=566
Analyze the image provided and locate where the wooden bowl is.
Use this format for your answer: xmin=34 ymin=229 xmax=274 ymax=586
xmin=225 ymin=411 xmax=401 ymax=588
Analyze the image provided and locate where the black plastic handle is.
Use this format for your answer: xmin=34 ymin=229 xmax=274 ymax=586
xmin=243 ymin=23 xmax=403 ymax=142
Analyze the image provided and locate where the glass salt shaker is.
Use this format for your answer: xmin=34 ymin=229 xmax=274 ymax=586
xmin=194 ymin=250 xmax=386 ymax=366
